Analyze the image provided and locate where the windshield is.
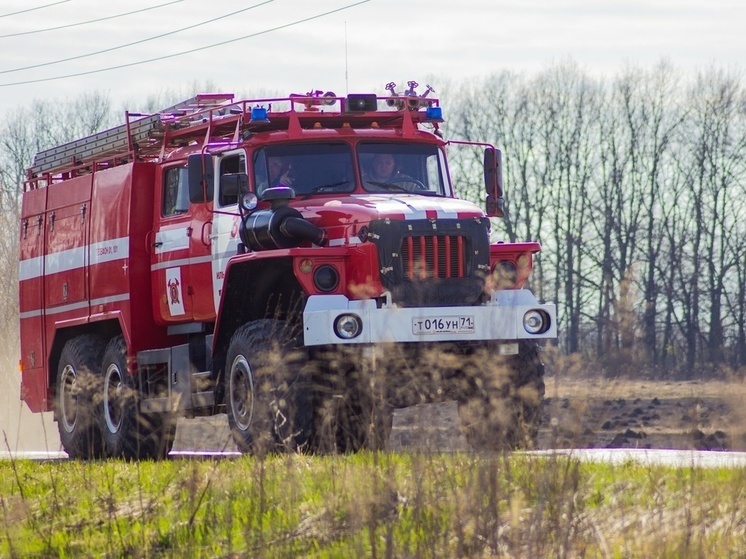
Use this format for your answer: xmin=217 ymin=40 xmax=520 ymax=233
xmin=253 ymin=143 xmax=355 ymax=197
xmin=358 ymin=143 xmax=447 ymax=195
xmin=252 ymin=141 xmax=449 ymax=197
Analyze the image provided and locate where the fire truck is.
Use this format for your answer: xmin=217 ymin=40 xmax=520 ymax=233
xmin=19 ymin=83 xmax=556 ymax=459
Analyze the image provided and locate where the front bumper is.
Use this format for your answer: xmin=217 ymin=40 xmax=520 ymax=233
xmin=303 ymin=290 xmax=557 ymax=346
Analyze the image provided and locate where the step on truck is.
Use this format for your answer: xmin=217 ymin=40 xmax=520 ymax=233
xmin=19 ymin=83 xmax=557 ymax=459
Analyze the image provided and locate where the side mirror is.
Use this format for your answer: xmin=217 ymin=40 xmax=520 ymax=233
xmin=483 ymin=147 xmax=504 ymax=217
xmin=188 ymin=153 xmax=214 ymax=203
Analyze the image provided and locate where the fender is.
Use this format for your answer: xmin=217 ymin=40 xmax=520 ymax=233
xmin=43 ymin=313 xmax=127 ymax=412
xmin=210 ymin=244 xmax=380 ymax=373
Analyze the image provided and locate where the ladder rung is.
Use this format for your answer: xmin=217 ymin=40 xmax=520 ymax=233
xmin=30 ymin=113 xmax=161 ymax=175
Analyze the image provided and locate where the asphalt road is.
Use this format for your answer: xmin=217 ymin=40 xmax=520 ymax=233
xmin=5 ymin=448 xmax=746 ymax=469
xmin=4 ymin=402 xmax=746 ymax=468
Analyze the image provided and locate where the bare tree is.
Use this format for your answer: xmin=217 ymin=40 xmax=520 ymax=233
xmin=675 ymin=68 xmax=746 ymax=372
xmin=530 ymin=62 xmax=601 ymax=354
xmin=0 ymin=92 xmax=115 ymax=348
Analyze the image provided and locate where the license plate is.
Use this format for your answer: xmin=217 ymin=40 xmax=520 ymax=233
xmin=412 ymin=316 xmax=475 ymax=335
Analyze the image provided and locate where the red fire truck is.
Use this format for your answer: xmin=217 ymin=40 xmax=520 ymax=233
xmin=19 ymin=84 xmax=556 ymax=459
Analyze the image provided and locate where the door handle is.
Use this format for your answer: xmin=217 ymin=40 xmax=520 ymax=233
xmin=201 ymin=221 xmax=213 ymax=246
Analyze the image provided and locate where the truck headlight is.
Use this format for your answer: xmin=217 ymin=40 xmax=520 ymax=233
xmin=313 ymin=264 xmax=339 ymax=292
xmin=523 ymin=310 xmax=550 ymax=334
xmin=334 ymin=314 xmax=362 ymax=339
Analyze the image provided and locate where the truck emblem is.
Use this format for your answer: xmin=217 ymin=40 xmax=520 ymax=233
xmin=167 ymin=278 xmax=181 ymax=304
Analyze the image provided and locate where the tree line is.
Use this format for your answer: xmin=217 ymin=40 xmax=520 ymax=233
xmin=447 ymin=61 xmax=746 ymax=377
xmin=2 ymin=65 xmax=744 ymax=377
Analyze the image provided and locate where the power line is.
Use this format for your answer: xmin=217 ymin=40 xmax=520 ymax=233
xmin=0 ymin=1 xmax=184 ymax=39
xmin=0 ymin=0 xmax=71 ymax=19
xmin=0 ymin=1 xmax=275 ymax=74
xmin=0 ymin=1 xmax=370 ymax=88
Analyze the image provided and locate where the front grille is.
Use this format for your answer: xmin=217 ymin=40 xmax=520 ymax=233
xmin=369 ymin=218 xmax=490 ymax=307
xmin=401 ymin=235 xmax=465 ymax=279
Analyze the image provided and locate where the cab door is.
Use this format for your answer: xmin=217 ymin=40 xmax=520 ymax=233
xmin=211 ymin=150 xmax=246 ymax=312
xmin=151 ymin=164 xmax=214 ymax=324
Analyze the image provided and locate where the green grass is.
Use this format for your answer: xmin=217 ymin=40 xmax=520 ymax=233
xmin=1 ymin=452 xmax=745 ymax=558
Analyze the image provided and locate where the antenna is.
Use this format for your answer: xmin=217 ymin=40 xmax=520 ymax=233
xmin=345 ymin=21 xmax=349 ymax=94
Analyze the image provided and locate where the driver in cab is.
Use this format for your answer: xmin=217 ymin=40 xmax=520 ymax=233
xmin=268 ymin=156 xmax=294 ymax=187
xmin=256 ymin=155 xmax=294 ymax=195
xmin=363 ymin=153 xmax=421 ymax=192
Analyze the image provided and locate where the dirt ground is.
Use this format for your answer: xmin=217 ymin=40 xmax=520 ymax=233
xmin=535 ymin=375 xmax=746 ymax=452
xmin=6 ymin=373 xmax=746 ymax=454
xmin=172 ymin=375 xmax=746 ymax=454
xmin=385 ymin=375 xmax=746 ymax=452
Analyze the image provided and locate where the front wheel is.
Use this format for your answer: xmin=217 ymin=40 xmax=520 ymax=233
xmin=100 ymin=336 xmax=175 ymax=460
xmin=309 ymin=346 xmax=392 ymax=454
xmin=458 ymin=342 xmax=545 ymax=451
xmin=224 ymin=320 xmax=312 ymax=455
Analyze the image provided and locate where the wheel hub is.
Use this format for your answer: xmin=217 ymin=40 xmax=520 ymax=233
xmin=59 ymin=364 xmax=78 ymax=433
xmin=230 ymin=356 xmax=255 ymax=431
xmin=104 ymin=364 xmax=124 ymax=434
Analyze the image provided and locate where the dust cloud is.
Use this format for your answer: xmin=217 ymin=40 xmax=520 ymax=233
xmin=1 ymin=347 xmax=60 ymax=453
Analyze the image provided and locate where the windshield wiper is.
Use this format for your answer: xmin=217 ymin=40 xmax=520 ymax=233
xmin=367 ymin=181 xmax=410 ymax=193
xmin=303 ymin=180 xmax=352 ymax=197
xmin=366 ymin=181 xmax=442 ymax=196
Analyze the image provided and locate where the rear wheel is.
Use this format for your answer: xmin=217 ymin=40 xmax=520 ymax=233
xmin=225 ymin=320 xmax=312 ymax=455
xmin=100 ymin=336 xmax=175 ymax=460
xmin=458 ymin=342 xmax=545 ymax=451
xmin=55 ymin=335 xmax=105 ymax=459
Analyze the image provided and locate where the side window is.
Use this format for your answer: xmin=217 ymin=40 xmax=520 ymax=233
xmin=219 ymin=153 xmax=246 ymax=206
xmin=162 ymin=167 xmax=189 ymax=216
xmin=425 ymin=153 xmax=440 ymax=190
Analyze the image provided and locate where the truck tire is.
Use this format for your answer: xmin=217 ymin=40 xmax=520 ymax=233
xmin=55 ymin=335 xmax=105 ymax=459
xmin=458 ymin=341 xmax=545 ymax=451
xmin=100 ymin=336 xmax=175 ymax=460
xmin=309 ymin=347 xmax=392 ymax=453
xmin=224 ymin=319 xmax=312 ymax=455
xmin=334 ymin=377 xmax=393 ymax=453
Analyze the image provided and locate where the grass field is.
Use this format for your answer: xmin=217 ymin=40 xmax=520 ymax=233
xmin=2 ymin=452 xmax=745 ymax=558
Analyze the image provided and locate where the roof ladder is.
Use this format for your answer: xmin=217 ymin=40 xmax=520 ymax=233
xmin=30 ymin=93 xmax=235 ymax=176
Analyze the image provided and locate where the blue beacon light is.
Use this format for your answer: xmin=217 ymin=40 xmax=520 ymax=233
xmin=425 ymin=106 xmax=443 ymax=122
xmin=250 ymin=106 xmax=270 ymax=124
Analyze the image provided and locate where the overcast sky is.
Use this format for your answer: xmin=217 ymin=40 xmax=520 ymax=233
xmin=0 ymin=0 xmax=743 ymax=112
